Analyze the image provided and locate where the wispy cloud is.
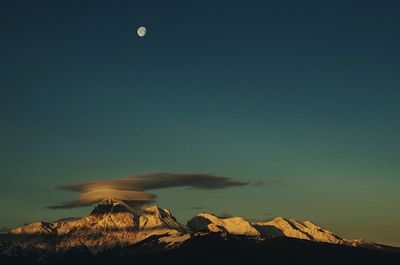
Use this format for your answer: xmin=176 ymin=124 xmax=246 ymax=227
xmin=50 ymin=172 xmax=249 ymax=209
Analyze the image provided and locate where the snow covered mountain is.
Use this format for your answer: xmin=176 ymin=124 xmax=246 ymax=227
xmin=188 ymin=213 xmax=390 ymax=250
xmin=252 ymin=217 xmax=396 ymax=251
xmin=188 ymin=213 xmax=260 ymax=236
xmin=0 ymin=198 xmax=398 ymax=263
xmin=253 ymin=216 xmax=342 ymax=243
xmin=2 ymin=199 xmax=189 ymax=255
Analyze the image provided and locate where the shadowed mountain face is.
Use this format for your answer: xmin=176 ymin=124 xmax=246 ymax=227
xmin=90 ymin=198 xmax=134 ymax=215
xmin=2 ymin=235 xmax=400 ymax=265
xmin=0 ymin=199 xmax=399 ymax=265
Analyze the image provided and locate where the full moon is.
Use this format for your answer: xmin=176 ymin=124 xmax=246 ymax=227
xmin=137 ymin=26 xmax=147 ymax=37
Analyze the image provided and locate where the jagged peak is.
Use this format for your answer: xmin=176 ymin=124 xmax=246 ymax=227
xmin=90 ymin=198 xmax=134 ymax=216
xmin=140 ymin=205 xmax=177 ymax=220
xmin=86 ymin=200 xmax=184 ymax=232
xmin=98 ymin=198 xmax=123 ymax=205
xmin=91 ymin=200 xmax=172 ymax=216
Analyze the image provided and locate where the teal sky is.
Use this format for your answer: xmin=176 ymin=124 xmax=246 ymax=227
xmin=0 ymin=1 xmax=399 ymax=246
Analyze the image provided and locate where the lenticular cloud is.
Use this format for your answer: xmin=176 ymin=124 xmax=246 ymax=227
xmin=49 ymin=172 xmax=249 ymax=209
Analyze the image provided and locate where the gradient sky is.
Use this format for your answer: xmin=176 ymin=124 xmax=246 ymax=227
xmin=1 ymin=0 xmax=400 ymax=246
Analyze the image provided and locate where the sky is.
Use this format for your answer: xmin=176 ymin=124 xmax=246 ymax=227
xmin=0 ymin=0 xmax=399 ymax=246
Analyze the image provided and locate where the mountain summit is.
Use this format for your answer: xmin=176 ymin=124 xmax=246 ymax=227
xmin=90 ymin=198 xmax=134 ymax=215
xmin=2 ymin=199 xmax=188 ymax=256
xmin=87 ymin=198 xmax=185 ymax=232
xmin=188 ymin=213 xmax=260 ymax=236
xmin=0 ymin=199 xmax=398 ymax=265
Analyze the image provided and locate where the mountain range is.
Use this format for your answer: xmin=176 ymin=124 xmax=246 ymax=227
xmin=1 ymin=198 xmax=399 ymax=265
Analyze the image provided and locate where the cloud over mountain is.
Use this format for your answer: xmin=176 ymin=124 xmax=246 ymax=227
xmin=50 ymin=172 xmax=249 ymax=209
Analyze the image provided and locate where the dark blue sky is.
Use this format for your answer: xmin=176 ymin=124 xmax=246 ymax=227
xmin=1 ymin=0 xmax=399 ymax=246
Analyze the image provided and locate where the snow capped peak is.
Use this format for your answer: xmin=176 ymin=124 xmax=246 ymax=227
xmin=188 ymin=213 xmax=260 ymax=236
xmin=90 ymin=198 xmax=134 ymax=216
xmin=99 ymin=198 xmax=119 ymax=204
xmin=1 ymin=200 xmax=190 ymax=255
xmin=87 ymin=199 xmax=185 ymax=232
xmin=138 ymin=204 xmax=186 ymax=232
xmin=9 ymin=222 xmax=55 ymax=236
xmin=140 ymin=205 xmax=175 ymax=220
xmin=253 ymin=216 xmax=342 ymax=243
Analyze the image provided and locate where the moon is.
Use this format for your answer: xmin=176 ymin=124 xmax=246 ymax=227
xmin=137 ymin=26 xmax=147 ymax=37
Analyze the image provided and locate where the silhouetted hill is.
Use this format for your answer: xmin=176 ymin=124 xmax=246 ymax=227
xmin=1 ymin=234 xmax=399 ymax=265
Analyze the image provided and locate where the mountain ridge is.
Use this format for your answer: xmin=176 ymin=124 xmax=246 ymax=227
xmin=1 ymin=198 xmax=399 ymax=264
